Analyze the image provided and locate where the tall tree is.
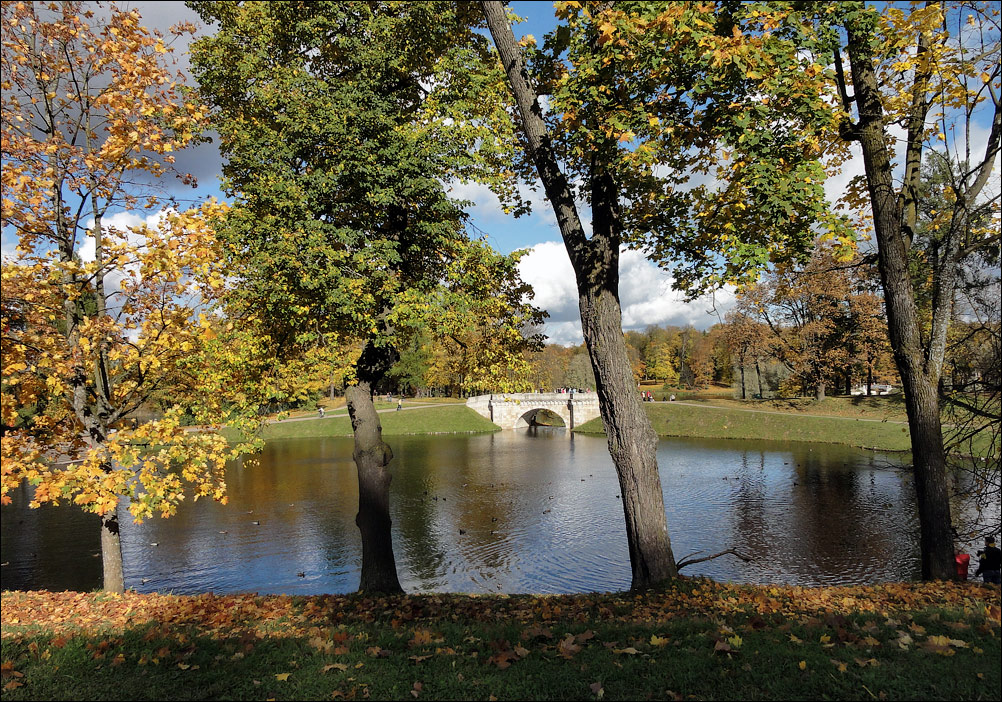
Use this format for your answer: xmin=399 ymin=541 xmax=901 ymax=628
xmin=0 ymin=2 xmax=262 ymax=592
xmin=745 ymin=245 xmax=861 ymax=400
xmin=190 ymin=1 xmax=536 ymax=592
xmin=826 ymin=1 xmax=1000 ymax=578
xmin=481 ymin=0 xmax=840 ymax=588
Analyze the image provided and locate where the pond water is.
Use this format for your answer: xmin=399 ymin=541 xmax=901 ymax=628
xmin=1 ymin=430 xmax=920 ymax=594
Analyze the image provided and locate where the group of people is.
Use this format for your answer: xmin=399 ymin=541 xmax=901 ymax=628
xmin=958 ymin=536 xmax=1001 ymax=584
xmin=639 ymin=391 xmax=676 ymax=402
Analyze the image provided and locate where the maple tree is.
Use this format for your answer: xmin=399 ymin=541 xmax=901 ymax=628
xmin=738 ymin=244 xmax=885 ymax=401
xmin=820 ymin=1 xmax=1000 ymax=579
xmin=723 ymin=308 xmax=773 ymax=400
xmin=0 ymin=2 xmax=267 ymax=593
xmin=189 ymin=0 xmax=541 ymax=593
xmin=481 ymin=0 xmax=842 ymax=588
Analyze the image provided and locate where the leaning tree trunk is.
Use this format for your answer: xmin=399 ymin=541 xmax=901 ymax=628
xmin=845 ymin=23 xmax=955 ymax=580
xmin=581 ymin=167 xmax=678 ymax=584
xmin=481 ymin=0 xmax=677 ymax=588
xmin=345 ymin=340 xmax=403 ymax=594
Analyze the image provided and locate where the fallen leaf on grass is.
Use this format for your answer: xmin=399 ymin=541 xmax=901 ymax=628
xmin=521 ymin=626 xmax=552 ymax=641
xmin=713 ymin=640 xmax=734 ymax=654
xmin=275 ymin=672 xmax=290 ymax=681
xmin=798 ymin=660 xmax=807 ymax=670
xmin=411 ymin=681 xmax=422 ymax=698
xmin=830 ymin=658 xmax=848 ymax=673
xmin=590 ymin=681 xmax=604 ymax=699
xmin=4 ymin=681 xmax=24 ymax=691
xmin=613 ymin=647 xmax=640 ymax=655
xmin=558 ymin=634 xmax=582 ymax=659
xmin=409 ymin=655 xmax=431 ymax=664
xmin=650 ymin=634 xmax=669 ymax=647
xmin=410 ymin=630 xmax=437 ymax=647
xmin=323 ymin=663 xmax=348 ymax=673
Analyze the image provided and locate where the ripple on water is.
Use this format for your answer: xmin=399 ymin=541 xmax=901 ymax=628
xmin=1 ymin=433 xmax=920 ymax=594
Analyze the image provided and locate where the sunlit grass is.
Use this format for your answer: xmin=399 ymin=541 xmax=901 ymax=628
xmin=575 ymin=402 xmax=914 ymax=451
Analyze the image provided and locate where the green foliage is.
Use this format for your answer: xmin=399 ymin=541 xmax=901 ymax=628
xmin=189 ymin=1 xmax=538 ymax=387
xmin=518 ymin=1 xmax=852 ymax=294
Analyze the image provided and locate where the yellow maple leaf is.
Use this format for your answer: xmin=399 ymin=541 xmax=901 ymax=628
xmin=275 ymin=672 xmax=290 ymax=681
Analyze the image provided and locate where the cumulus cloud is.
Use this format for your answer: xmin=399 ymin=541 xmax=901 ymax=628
xmin=518 ymin=242 xmax=732 ymax=346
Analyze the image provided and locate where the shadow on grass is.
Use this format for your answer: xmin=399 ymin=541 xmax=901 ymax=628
xmin=2 ymin=583 xmax=1000 ymax=701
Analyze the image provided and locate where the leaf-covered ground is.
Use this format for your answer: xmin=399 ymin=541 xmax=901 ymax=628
xmin=2 ymin=579 xmax=999 ymax=700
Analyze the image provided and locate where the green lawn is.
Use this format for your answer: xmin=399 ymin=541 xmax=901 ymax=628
xmin=226 ymin=405 xmax=500 ymax=442
xmin=2 ymin=581 xmax=998 ymax=701
xmin=575 ymin=402 xmax=913 ymax=451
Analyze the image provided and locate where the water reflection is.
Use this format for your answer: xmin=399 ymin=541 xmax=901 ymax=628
xmin=1 ymin=431 xmax=920 ymax=595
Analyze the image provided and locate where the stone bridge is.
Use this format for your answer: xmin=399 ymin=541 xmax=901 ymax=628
xmin=465 ymin=392 xmax=601 ymax=431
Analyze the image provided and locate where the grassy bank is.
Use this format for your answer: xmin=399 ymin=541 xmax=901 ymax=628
xmin=575 ymin=402 xmax=913 ymax=451
xmin=226 ymin=405 xmax=499 ymax=442
xmin=2 ymin=581 xmax=998 ymax=701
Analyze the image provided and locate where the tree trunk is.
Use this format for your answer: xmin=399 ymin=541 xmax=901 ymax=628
xmin=101 ymin=507 xmax=125 ymax=593
xmin=583 ymin=161 xmax=678 ymax=586
xmin=482 ymin=0 xmax=677 ymax=588
xmin=739 ymin=363 xmax=746 ymax=399
xmin=845 ymin=22 xmax=955 ymax=580
xmin=345 ymin=340 xmax=403 ymax=593
xmin=755 ymin=359 xmax=763 ymax=398
xmin=815 ymin=381 xmax=825 ymax=402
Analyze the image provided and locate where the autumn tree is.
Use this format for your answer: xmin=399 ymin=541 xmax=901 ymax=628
xmin=823 ymin=1 xmax=1000 ymax=578
xmin=482 ymin=0 xmax=842 ymax=588
xmin=190 ymin=1 xmax=538 ymax=593
xmin=418 ymin=242 xmax=544 ymax=397
xmin=0 ymin=1 xmax=265 ymax=593
xmin=747 ymin=245 xmax=859 ymax=400
xmin=723 ymin=308 xmax=773 ymax=399
xmin=644 ymin=331 xmax=681 ymax=387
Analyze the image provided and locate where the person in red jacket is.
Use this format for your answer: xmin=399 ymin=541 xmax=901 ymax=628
xmin=974 ymin=536 xmax=1001 ymax=585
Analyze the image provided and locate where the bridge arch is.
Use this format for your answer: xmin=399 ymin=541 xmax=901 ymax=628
xmin=514 ymin=407 xmax=568 ymax=429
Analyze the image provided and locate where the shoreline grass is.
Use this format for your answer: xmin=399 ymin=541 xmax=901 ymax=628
xmin=574 ymin=402 xmax=914 ymax=451
xmin=223 ymin=405 xmax=500 ymax=443
xmin=2 ymin=581 xmax=998 ymax=701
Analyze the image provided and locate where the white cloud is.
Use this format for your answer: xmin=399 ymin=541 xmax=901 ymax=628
xmin=518 ymin=241 xmax=732 ymax=346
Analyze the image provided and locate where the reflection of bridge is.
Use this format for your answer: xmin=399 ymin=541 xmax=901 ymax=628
xmin=465 ymin=393 xmax=601 ymax=431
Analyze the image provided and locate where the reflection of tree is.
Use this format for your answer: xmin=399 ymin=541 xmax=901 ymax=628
xmin=784 ymin=448 xmax=903 ymax=581
xmin=730 ymin=451 xmax=769 ymax=563
xmin=1 ymin=482 xmax=102 ymax=591
xmin=388 ymin=439 xmax=450 ymax=586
